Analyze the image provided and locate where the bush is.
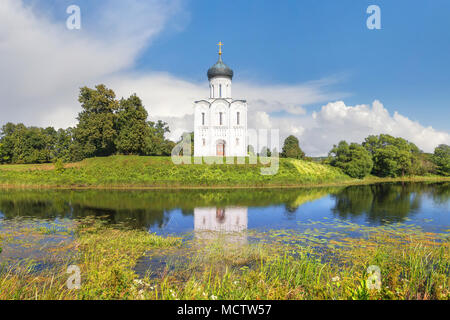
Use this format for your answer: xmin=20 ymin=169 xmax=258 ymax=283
xmin=54 ymin=159 xmax=65 ymax=174
xmin=328 ymin=141 xmax=373 ymax=179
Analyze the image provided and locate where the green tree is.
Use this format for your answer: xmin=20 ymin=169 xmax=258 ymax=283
xmin=0 ymin=123 xmax=16 ymax=163
xmin=410 ymin=152 xmax=436 ymax=176
xmin=53 ymin=128 xmax=74 ymax=162
xmin=363 ymin=134 xmax=419 ymax=177
xmin=73 ymin=84 xmax=119 ymax=158
xmin=116 ymin=94 xmax=151 ymax=155
xmin=281 ymin=135 xmax=305 ymax=159
xmin=0 ymin=123 xmax=57 ymax=164
xmin=328 ymin=141 xmax=373 ymax=179
xmin=432 ymin=144 xmax=450 ymax=176
xmin=147 ymin=121 xmax=173 ymax=156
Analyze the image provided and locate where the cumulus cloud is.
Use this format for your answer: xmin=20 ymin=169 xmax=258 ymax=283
xmin=0 ymin=0 xmax=448 ymax=157
xmin=0 ymin=0 xmax=183 ymax=128
xmin=107 ymin=72 xmax=345 ymax=141
xmin=286 ymin=101 xmax=449 ymax=156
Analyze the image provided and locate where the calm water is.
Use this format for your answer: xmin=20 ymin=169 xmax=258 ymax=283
xmin=0 ymin=182 xmax=448 ymax=236
xmin=0 ymin=182 xmax=448 ymax=270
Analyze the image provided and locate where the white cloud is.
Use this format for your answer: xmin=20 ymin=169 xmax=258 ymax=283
xmin=293 ymin=100 xmax=449 ymax=156
xmin=0 ymin=1 xmax=448 ymax=158
xmin=0 ymin=0 xmax=183 ymax=128
xmin=106 ymin=73 xmax=345 ymax=141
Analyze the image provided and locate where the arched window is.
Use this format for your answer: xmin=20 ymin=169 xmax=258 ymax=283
xmin=219 ymin=112 xmax=223 ymax=125
xmin=219 ymin=84 xmax=222 ymax=98
xmin=202 ymin=138 xmax=206 ymax=146
xmin=237 ymin=112 xmax=240 ymax=125
xmin=202 ymin=112 xmax=205 ymax=125
xmin=236 ymin=138 xmax=239 ymax=146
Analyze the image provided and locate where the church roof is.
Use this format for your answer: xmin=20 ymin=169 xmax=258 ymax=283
xmin=207 ymin=55 xmax=234 ymax=80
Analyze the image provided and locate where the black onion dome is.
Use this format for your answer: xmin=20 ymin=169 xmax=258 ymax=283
xmin=207 ymin=56 xmax=234 ymax=80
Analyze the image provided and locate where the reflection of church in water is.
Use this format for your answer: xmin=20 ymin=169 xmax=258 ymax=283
xmin=194 ymin=207 xmax=248 ymax=243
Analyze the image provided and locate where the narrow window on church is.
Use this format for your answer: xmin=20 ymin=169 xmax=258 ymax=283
xmin=219 ymin=84 xmax=222 ymax=98
xmin=236 ymin=138 xmax=239 ymax=146
xmin=219 ymin=112 xmax=223 ymax=125
xmin=203 ymin=138 xmax=206 ymax=146
xmin=202 ymin=112 xmax=205 ymax=125
xmin=237 ymin=112 xmax=240 ymax=125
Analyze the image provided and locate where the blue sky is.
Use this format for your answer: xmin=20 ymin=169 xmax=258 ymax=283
xmin=2 ymin=0 xmax=449 ymax=155
xmin=138 ymin=0 xmax=450 ymax=131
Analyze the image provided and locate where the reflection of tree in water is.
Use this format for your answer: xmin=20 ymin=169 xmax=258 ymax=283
xmin=330 ymin=183 xmax=442 ymax=224
xmin=0 ymin=183 xmax=447 ymax=228
xmin=0 ymin=188 xmax=319 ymax=229
xmin=283 ymin=187 xmax=337 ymax=219
xmin=0 ymin=198 xmax=172 ymax=230
xmin=430 ymin=182 xmax=450 ymax=206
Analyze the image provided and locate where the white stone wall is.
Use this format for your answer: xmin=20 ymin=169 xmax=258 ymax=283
xmin=194 ymin=76 xmax=248 ymax=157
xmin=209 ymin=76 xmax=232 ymax=99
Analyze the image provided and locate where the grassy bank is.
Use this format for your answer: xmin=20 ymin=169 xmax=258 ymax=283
xmin=0 ymin=218 xmax=448 ymax=300
xmin=0 ymin=155 xmax=448 ymax=189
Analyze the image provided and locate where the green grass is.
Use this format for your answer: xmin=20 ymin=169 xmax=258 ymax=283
xmin=0 ymin=218 xmax=448 ymax=300
xmin=1 ymin=155 xmax=448 ymax=189
xmin=0 ymin=218 xmax=181 ymax=300
xmin=0 ymin=155 xmax=351 ymax=188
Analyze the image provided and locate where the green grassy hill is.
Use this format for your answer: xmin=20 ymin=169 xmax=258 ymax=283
xmin=0 ymin=155 xmax=352 ymax=188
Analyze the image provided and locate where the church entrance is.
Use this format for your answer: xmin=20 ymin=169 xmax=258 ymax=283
xmin=216 ymin=140 xmax=226 ymax=156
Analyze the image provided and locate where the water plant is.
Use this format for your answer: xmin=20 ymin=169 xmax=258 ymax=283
xmin=0 ymin=216 xmax=448 ymax=300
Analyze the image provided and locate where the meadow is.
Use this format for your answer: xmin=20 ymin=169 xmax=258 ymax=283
xmin=0 ymin=155 xmax=448 ymax=189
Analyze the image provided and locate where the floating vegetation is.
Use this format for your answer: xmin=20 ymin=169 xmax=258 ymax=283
xmin=0 ymin=215 xmax=447 ymax=300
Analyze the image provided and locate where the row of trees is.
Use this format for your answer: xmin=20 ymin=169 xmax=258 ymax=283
xmin=0 ymin=84 xmax=448 ymax=179
xmin=247 ymin=135 xmax=305 ymax=159
xmin=325 ymin=135 xmax=449 ymax=178
xmin=0 ymin=85 xmax=175 ymax=164
xmin=276 ymin=133 xmax=449 ymax=178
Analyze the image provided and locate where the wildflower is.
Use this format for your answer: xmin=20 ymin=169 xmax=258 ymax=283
xmin=331 ymin=276 xmax=340 ymax=282
xmin=133 ymin=279 xmax=144 ymax=286
xmin=210 ymin=295 xmax=217 ymax=300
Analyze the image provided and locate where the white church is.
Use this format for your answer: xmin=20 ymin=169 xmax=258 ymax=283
xmin=194 ymin=43 xmax=248 ymax=157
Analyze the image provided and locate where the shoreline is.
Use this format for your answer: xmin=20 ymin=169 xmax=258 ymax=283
xmin=0 ymin=176 xmax=448 ymax=191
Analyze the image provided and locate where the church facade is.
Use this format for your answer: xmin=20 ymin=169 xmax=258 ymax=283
xmin=194 ymin=43 xmax=248 ymax=157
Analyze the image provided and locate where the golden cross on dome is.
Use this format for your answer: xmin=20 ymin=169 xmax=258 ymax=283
xmin=217 ymin=41 xmax=223 ymax=56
